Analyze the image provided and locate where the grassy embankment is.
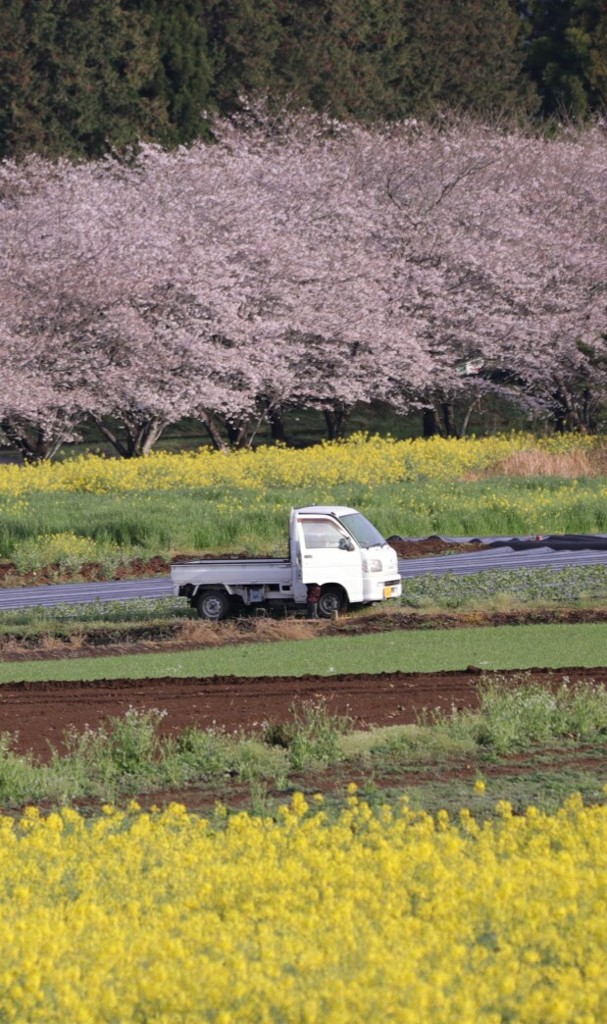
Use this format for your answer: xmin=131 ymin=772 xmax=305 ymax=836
xmin=1 ymin=559 xmax=607 ymax=654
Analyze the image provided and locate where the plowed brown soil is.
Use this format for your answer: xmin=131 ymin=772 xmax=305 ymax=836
xmin=1 ymin=666 xmax=604 ymax=762
xmin=387 ymin=538 xmax=489 ymax=558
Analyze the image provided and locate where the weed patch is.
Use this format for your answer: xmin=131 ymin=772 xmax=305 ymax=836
xmin=1 ymin=680 xmax=607 ymax=810
xmin=263 ymin=699 xmax=353 ymax=771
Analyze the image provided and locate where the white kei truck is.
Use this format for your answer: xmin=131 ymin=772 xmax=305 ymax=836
xmin=171 ymin=505 xmax=402 ymax=620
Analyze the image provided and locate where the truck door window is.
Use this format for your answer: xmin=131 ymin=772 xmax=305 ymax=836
xmin=301 ymin=520 xmax=349 ymax=549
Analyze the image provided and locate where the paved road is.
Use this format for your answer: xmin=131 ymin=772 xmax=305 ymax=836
xmin=400 ymin=545 xmax=607 ymax=578
xmin=1 ymin=542 xmax=607 ymax=611
xmin=0 ymin=577 xmax=173 ymax=611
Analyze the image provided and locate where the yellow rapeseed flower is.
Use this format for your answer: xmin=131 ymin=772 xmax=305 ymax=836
xmin=0 ymin=432 xmax=598 ymax=497
xmin=0 ymin=798 xmax=606 ymax=1021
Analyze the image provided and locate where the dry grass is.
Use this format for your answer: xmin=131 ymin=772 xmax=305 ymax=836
xmin=0 ymin=615 xmax=331 ymax=662
xmin=469 ymin=448 xmax=607 ymax=480
xmin=39 ymin=632 xmax=86 ymax=652
xmin=176 ymin=616 xmax=327 ymax=647
xmin=0 ymin=631 xmax=88 ymax=656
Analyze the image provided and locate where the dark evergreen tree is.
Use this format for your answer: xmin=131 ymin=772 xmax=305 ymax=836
xmin=521 ymin=0 xmax=607 ymax=119
xmin=396 ymin=0 xmax=537 ymax=120
xmin=269 ymin=0 xmax=412 ymax=121
xmin=0 ymin=1 xmax=23 ymax=157
xmin=0 ymin=0 xmax=167 ymax=158
xmin=207 ymin=0 xmax=535 ymax=123
xmin=125 ymin=0 xmax=214 ymax=145
xmin=203 ymin=0 xmax=282 ymax=109
xmin=0 ymin=0 xmax=54 ymax=158
xmin=5 ymin=0 xmax=604 ymax=160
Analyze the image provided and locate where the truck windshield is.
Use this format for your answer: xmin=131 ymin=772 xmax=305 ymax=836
xmin=339 ymin=513 xmax=386 ymax=548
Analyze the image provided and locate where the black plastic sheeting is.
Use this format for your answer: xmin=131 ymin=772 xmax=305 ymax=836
xmin=389 ymin=534 xmax=607 ymax=552
xmin=487 ymin=535 xmax=607 ymax=552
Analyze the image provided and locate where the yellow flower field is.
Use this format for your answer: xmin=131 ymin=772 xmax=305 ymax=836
xmin=2 ymin=793 xmax=607 ymax=1023
xmin=0 ymin=432 xmax=604 ymax=552
xmin=0 ymin=433 xmax=598 ymax=496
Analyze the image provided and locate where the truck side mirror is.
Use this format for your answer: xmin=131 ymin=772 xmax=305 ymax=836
xmin=339 ymin=537 xmax=355 ymax=551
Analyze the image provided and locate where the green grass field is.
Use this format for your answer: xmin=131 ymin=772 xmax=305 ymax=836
xmin=2 ymin=476 xmax=607 ymax=566
xmin=2 ymin=622 xmax=607 ymax=684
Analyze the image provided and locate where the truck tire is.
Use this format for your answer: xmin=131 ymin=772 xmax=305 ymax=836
xmin=196 ymin=589 xmax=231 ymax=621
xmin=318 ymin=585 xmax=347 ymax=618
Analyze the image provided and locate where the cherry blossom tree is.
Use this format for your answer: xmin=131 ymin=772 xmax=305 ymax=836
xmin=353 ymin=117 xmax=607 ymax=434
xmin=0 ymin=145 xmax=264 ymax=456
xmin=208 ymin=110 xmax=435 ymax=438
xmin=1 ymin=111 xmax=605 ymax=458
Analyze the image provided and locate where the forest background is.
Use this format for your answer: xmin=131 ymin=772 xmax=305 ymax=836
xmin=1 ymin=0 xmax=607 ymax=460
xmin=2 ymin=0 xmax=607 ymax=158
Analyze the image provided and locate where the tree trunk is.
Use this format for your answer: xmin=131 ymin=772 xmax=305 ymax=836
xmin=422 ymin=407 xmax=441 ymax=437
xmin=268 ymin=406 xmax=287 ymax=443
xmin=553 ymin=390 xmax=567 ymax=433
xmin=458 ymin=397 xmax=481 ymax=438
xmin=225 ymin=419 xmax=252 ymax=448
xmin=136 ymin=419 xmax=168 ymax=456
xmin=95 ymin=416 xmax=167 ymax=457
xmin=324 ymin=405 xmax=349 ymax=440
xmin=95 ymin=419 xmax=130 ymax=458
xmin=0 ymin=419 xmax=64 ymax=461
xmin=582 ymin=389 xmax=595 ymax=433
xmin=198 ymin=412 xmax=229 ymax=450
xmin=440 ymin=402 xmax=457 ymax=437
xmin=553 ymin=383 xmax=583 ymax=433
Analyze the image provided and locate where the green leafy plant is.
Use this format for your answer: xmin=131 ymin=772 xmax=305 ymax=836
xmin=11 ymin=532 xmax=128 ymax=575
xmin=264 ymin=699 xmax=353 ymax=772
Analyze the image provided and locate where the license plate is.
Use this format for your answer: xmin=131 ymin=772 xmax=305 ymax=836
xmin=383 ymin=586 xmax=394 ymax=598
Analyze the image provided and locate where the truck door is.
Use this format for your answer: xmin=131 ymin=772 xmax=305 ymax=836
xmin=297 ymin=516 xmax=364 ymax=602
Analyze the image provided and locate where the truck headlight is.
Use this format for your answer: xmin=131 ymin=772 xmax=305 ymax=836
xmin=363 ymin=559 xmax=382 ymax=572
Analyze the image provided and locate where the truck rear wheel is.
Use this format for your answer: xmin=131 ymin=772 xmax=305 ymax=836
xmin=318 ymin=585 xmax=347 ymax=618
xmin=196 ymin=589 xmax=231 ymax=621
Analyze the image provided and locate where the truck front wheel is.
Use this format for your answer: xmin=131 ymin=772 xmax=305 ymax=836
xmin=196 ymin=589 xmax=231 ymax=621
xmin=318 ymin=585 xmax=347 ymax=618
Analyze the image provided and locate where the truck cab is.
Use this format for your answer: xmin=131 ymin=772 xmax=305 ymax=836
xmin=293 ymin=506 xmax=401 ymax=614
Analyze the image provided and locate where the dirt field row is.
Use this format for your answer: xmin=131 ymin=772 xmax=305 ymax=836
xmin=1 ymin=666 xmax=604 ymax=761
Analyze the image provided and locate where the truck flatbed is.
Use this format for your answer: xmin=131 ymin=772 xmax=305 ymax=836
xmin=171 ymin=558 xmax=292 ymax=588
